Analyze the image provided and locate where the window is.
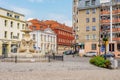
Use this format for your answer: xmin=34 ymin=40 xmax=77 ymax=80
xmin=33 ymin=34 xmax=36 ymax=40
xmin=32 ymin=26 xmax=36 ymax=30
xmin=92 ymin=34 xmax=96 ymax=40
xmin=91 ymin=44 xmax=97 ymax=50
xmin=40 ymin=26 xmax=43 ymax=29
xmin=117 ymin=43 xmax=120 ymax=51
xmin=92 ymin=26 xmax=96 ymax=31
xmin=17 ymin=23 xmax=20 ymax=29
xmin=92 ymin=18 xmax=96 ymax=22
xmin=76 ymin=35 xmax=79 ymax=39
xmin=86 ymin=10 xmax=90 ymax=14
xmin=92 ymin=8 xmax=96 ymax=13
xmin=86 ymin=18 xmax=89 ymax=23
xmin=14 ymin=15 xmax=19 ymax=19
xmin=76 ymin=19 xmax=78 ymax=23
xmin=11 ymin=21 xmax=13 ymax=27
xmin=86 ymin=35 xmax=90 ymax=40
xmin=109 ymin=43 xmax=115 ymax=52
xmin=85 ymin=1 xmax=90 ymax=6
xmin=11 ymin=32 xmax=13 ymax=39
xmin=7 ymin=12 xmax=12 ymax=17
xmin=44 ymin=35 xmax=46 ymax=42
xmin=4 ymin=31 xmax=7 ymax=38
xmin=41 ymin=34 xmax=43 ymax=41
xmin=91 ymin=0 xmax=96 ymax=5
xmin=51 ymin=36 xmax=52 ymax=42
xmin=17 ymin=33 xmax=19 ymax=39
xmin=22 ymin=24 xmax=24 ymax=29
xmin=7 ymin=13 xmax=9 ymax=16
xmin=86 ymin=26 xmax=90 ymax=31
xmin=22 ymin=34 xmax=24 ymax=38
xmin=4 ymin=20 xmax=8 ymax=27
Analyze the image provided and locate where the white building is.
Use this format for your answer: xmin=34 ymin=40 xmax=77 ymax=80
xmin=30 ymin=28 xmax=57 ymax=55
xmin=0 ymin=7 xmax=25 ymax=57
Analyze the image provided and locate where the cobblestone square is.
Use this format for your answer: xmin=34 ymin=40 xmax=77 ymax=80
xmin=0 ymin=55 xmax=120 ymax=80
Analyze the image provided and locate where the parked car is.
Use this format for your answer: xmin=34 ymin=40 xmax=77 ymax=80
xmin=101 ymin=52 xmax=115 ymax=58
xmin=63 ymin=50 xmax=75 ymax=55
xmin=84 ymin=51 xmax=97 ymax=57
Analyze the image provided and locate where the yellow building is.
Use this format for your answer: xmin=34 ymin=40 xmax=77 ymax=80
xmin=73 ymin=0 xmax=101 ymax=54
xmin=0 ymin=7 xmax=25 ymax=57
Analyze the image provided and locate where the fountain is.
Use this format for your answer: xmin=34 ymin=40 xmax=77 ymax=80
xmin=18 ymin=29 xmax=35 ymax=53
xmin=8 ymin=22 xmax=42 ymax=58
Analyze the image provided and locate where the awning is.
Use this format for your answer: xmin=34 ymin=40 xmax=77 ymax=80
xmin=76 ymin=43 xmax=84 ymax=46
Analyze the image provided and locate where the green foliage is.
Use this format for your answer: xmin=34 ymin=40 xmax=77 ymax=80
xmin=90 ymin=56 xmax=111 ymax=68
xmin=103 ymin=37 xmax=108 ymax=41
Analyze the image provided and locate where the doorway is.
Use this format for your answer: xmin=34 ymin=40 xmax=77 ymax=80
xmin=2 ymin=44 xmax=8 ymax=58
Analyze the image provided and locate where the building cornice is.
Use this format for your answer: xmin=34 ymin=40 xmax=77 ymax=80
xmin=78 ymin=5 xmax=100 ymax=10
xmin=0 ymin=15 xmax=26 ymax=23
xmin=0 ymin=7 xmax=24 ymax=16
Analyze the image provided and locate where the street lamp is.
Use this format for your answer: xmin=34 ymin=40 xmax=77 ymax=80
xmin=102 ymin=31 xmax=108 ymax=60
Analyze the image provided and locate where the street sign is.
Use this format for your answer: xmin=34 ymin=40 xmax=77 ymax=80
xmin=101 ymin=45 xmax=105 ymax=52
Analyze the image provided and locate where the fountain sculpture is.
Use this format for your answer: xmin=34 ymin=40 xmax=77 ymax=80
xmin=8 ymin=22 xmax=42 ymax=58
xmin=18 ymin=29 xmax=35 ymax=53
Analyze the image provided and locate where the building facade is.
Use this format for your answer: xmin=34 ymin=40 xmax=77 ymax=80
xmin=29 ymin=19 xmax=57 ymax=55
xmin=100 ymin=0 xmax=120 ymax=56
xmin=73 ymin=0 xmax=101 ymax=54
xmin=44 ymin=20 xmax=74 ymax=54
xmin=0 ymin=7 xmax=25 ymax=57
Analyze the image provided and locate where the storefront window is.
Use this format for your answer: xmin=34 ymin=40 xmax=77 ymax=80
xmin=117 ymin=43 xmax=120 ymax=51
xmin=91 ymin=44 xmax=96 ymax=50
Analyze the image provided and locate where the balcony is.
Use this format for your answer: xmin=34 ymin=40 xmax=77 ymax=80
xmin=101 ymin=10 xmax=119 ymax=15
xmin=117 ymin=18 xmax=120 ymax=23
xmin=101 ymin=19 xmax=120 ymax=24
xmin=113 ymin=28 xmax=120 ymax=32
xmin=101 ymin=11 xmax=110 ymax=15
xmin=112 ymin=10 xmax=118 ymax=14
xmin=117 ymin=9 xmax=120 ymax=13
xmin=113 ymin=37 xmax=120 ymax=41
xmin=101 ymin=20 xmax=110 ymax=24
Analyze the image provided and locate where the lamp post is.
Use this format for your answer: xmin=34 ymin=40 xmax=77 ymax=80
xmin=102 ymin=31 xmax=108 ymax=60
xmin=110 ymin=0 xmax=113 ymax=42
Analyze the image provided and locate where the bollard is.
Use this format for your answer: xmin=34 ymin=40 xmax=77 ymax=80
xmin=114 ymin=59 xmax=118 ymax=69
xmin=15 ymin=55 xmax=17 ymax=63
xmin=110 ymin=57 xmax=118 ymax=69
xmin=48 ymin=56 xmax=50 ymax=62
xmin=62 ymin=56 xmax=64 ymax=61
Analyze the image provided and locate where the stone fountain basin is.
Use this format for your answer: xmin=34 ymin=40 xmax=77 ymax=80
xmin=8 ymin=53 xmax=45 ymax=58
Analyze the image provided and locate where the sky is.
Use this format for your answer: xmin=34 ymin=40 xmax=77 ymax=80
xmin=0 ymin=0 xmax=73 ymax=26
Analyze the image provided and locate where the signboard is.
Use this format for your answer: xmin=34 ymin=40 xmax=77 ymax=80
xmin=101 ymin=45 xmax=105 ymax=52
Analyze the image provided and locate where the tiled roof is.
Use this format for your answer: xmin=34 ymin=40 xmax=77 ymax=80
xmin=44 ymin=20 xmax=73 ymax=32
xmin=28 ymin=19 xmax=48 ymax=31
xmin=28 ymin=19 xmax=73 ymax=32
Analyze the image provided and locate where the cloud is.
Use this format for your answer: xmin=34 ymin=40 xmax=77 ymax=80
xmin=27 ymin=0 xmax=43 ymax=3
xmin=27 ymin=0 xmax=56 ymax=3
xmin=44 ymin=13 xmax=72 ymax=27
xmin=12 ymin=7 xmax=33 ymax=16
xmin=0 ymin=1 xmax=33 ymax=16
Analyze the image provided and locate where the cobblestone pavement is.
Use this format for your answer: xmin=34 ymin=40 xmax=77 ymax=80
xmin=0 ymin=55 xmax=120 ymax=80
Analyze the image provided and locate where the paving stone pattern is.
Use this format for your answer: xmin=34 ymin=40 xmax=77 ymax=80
xmin=0 ymin=55 xmax=120 ymax=80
